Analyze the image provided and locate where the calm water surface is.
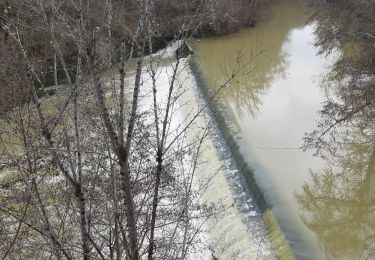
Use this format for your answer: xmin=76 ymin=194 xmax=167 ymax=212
xmin=194 ymin=0 xmax=374 ymax=259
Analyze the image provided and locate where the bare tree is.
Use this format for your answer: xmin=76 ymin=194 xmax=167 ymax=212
xmin=0 ymin=0 xmax=246 ymax=259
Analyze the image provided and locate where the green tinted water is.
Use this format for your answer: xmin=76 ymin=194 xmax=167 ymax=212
xmin=194 ymin=0 xmax=374 ymax=259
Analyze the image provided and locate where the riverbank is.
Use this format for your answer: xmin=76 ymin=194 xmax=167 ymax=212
xmin=0 ymin=0 xmax=266 ymax=114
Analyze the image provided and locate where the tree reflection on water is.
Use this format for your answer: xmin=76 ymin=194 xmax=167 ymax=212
xmin=296 ymin=111 xmax=375 ymax=259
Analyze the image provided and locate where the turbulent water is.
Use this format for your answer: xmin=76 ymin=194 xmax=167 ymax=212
xmin=194 ymin=0 xmax=374 ymax=259
xmin=122 ymin=43 xmax=277 ymax=259
xmin=172 ymin=59 xmax=276 ymax=259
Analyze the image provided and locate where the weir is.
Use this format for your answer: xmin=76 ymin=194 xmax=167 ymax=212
xmin=189 ymin=57 xmax=295 ymax=259
xmin=187 ymin=0 xmax=338 ymax=259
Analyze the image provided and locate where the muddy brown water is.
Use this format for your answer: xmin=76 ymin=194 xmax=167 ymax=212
xmin=194 ymin=0 xmax=374 ymax=259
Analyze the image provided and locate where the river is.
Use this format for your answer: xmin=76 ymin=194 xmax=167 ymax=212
xmin=193 ymin=0 xmax=374 ymax=259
